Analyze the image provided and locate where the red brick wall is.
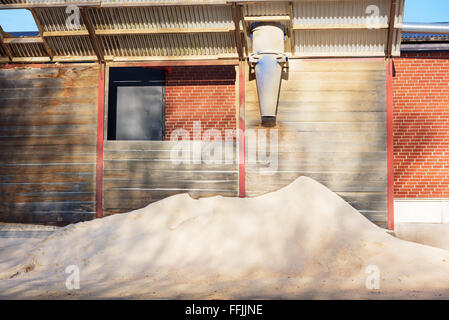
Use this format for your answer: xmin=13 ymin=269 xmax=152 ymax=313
xmin=165 ymin=66 xmax=237 ymax=141
xmin=393 ymin=51 xmax=449 ymax=198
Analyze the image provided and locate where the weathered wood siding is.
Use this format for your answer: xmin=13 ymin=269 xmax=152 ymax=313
xmin=245 ymin=59 xmax=387 ymax=227
xmin=103 ymin=141 xmax=238 ymax=216
xmin=0 ymin=64 xmax=99 ymax=225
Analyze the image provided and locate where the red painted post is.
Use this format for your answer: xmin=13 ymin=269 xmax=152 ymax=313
xmin=238 ymin=63 xmax=246 ymax=198
xmin=96 ymin=65 xmax=105 ymax=219
xmin=386 ymin=59 xmax=394 ymax=230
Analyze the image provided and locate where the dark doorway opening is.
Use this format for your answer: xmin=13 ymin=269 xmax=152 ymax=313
xmin=107 ymin=67 xmax=166 ymax=141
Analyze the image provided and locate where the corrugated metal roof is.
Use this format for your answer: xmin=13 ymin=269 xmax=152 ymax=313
xmin=100 ymin=32 xmax=236 ymax=57
xmin=291 ymin=0 xmax=403 ymax=57
xmin=47 ymin=35 xmax=95 ymax=56
xmin=402 ymin=33 xmax=449 ymax=41
xmin=294 ymin=28 xmax=401 ymax=57
xmin=293 ymin=0 xmax=391 ymax=27
xmin=1 ymin=0 xmax=228 ymax=6
xmin=401 ymin=23 xmax=449 ymax=43
xmin=35 ymin=7 xmax=88 ymax=32
xmin=9 ymin=42 xmax=48 ymax=57
xmin=89 ymin=6 xmax=234 ymax=31
xmin=0 ymin=0 xmax=405 ymax=62
xmin=246 ymin=2 xmax=289 ymax=16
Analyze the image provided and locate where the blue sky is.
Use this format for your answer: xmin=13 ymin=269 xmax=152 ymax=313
xmin=0 ymin=0 xmax=448 ymax=32
xmin=405 ymin=0 xmax=449 ymax=22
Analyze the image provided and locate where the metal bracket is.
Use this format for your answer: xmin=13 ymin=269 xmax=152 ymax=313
xmin=248 ymin=53 xmax=289 ymax=72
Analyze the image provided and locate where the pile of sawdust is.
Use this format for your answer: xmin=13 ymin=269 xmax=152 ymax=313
xmin=1 ymin=176 xmax=449 ymax=299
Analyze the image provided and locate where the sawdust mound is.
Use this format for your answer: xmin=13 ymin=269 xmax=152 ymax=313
xmin=3 ymin=176 xmax=449 ymax=298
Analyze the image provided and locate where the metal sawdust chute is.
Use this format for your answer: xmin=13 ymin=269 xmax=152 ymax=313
xmin=248 ymin=22 xmax=288 ymax=127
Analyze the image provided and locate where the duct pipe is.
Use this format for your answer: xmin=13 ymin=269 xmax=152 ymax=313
xmin=401 ymin=23 xmax=449 ymax=34
xmin=248 ymin=22 xmax=287 ymax=127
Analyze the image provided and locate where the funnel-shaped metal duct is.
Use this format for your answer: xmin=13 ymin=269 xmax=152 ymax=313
xmin=254 ymin=54 xmax=282 ymax=126
xmin=249 ymin=23 xmax=287 ymax=127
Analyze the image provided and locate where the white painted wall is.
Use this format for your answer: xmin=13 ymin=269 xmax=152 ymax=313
xmin=394 ymin=199 xmax=449 ymax=223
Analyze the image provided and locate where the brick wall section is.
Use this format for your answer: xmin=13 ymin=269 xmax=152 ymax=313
xmin=165 ymin=66 xmax=237 ymax=141
xmin=393 ymin=51 xmax=449 ymax=198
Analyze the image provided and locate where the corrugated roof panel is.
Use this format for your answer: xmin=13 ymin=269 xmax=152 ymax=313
xmin=2 ymin=0 xmax=94 ymax=4
xmin=1 ymin=0 xmax=407 ymax=60
xmin=293 ymin=0 xmax=391 ymax=27
xmin=88 ymin=5 xmax=233 ymax=30
xmin=100 ymin=0 xmax=227 ymax=4
xmin=0 ymin=45 xmax=6 ymax=58
xmin=401 ymin=30 xmax=449 ymax=43
xmin=395 ymin=0 xmax=405 ymax=25
xmin=47 ymin=36 xmax=95 ymax=56
xmin=35 ymin=7 xmax=87 ymax=32
xmin=294 ymin=29 xmax=389 ymax=57
xmin=1 ymin=0 xmax=228 ymax=4
xmin=402 ymin=33 xmax=449 ymax=39
xmin=245 ymin=2 xmax=289 ymax=16
xmin=99 ymin=32 xmax=236 ymax=57
xmin=9 ymin=42 xmax=48 ymax=57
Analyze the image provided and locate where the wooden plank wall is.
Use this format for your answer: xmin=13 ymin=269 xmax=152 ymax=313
xmin=0 ymin=64 xmax=99 ymax=225
xmin=103 ymin=141 xmax=238 ymax=216
xmin=245 ymin=59 xmax=388 ymax=227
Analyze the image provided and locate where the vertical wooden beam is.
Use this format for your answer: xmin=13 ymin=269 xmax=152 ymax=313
xmin=30 ymin=8 xmax=54 ymax=60
xmin=96 ymin=64 xmax=105 ymax=219
xmin=239 ymin=5 xmax=249 ymax=57
xmin=238 ymin=62 xmax=246 ymax=197
xmin=386 ymin=59 xmax=394 ymax=230
xmin=386 ymin=0 xmax=397 ymax=58
xmin=288 ymin=2 xmax=295 ymax=54
xmin=80 ymin=8 xmax=104 ymax=63
xmin=232 ymin=3 xmax=244 ymax=60
xmin=241 ymin=5 xmax=251 ymax=55
xmin=0 ymin=27 xmax=13 ymax=62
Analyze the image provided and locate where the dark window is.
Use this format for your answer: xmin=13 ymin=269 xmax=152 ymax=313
xmin=107 ymin=67 xmax=165 ymax=141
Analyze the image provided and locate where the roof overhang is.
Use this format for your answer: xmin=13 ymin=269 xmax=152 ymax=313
xmin=0 ymin=0 xmax=405 ymax=64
